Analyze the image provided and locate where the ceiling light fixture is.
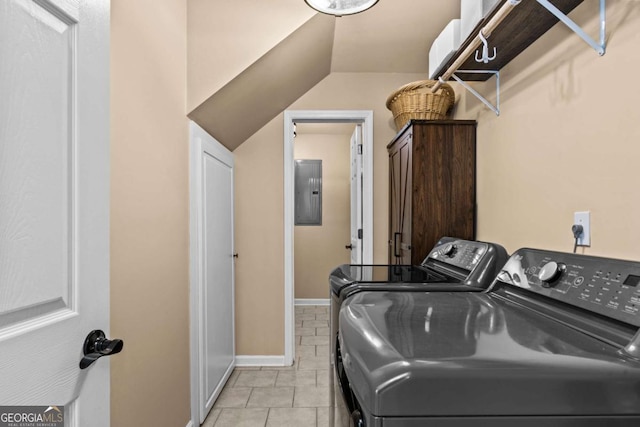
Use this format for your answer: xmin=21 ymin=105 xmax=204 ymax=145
xmin=304 ymin=0 xmax=379 ymax=17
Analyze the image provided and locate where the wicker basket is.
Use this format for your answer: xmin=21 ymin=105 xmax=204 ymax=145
xmin=386 ymin=80 xmax=456 ymax=131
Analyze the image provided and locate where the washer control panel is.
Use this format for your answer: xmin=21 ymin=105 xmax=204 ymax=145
xmin=425 ymin=240 xmax=489 ymax=273
xmin=499 ymin=248 xmax=640 ymax=327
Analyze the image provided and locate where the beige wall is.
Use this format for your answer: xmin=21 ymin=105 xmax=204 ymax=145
xmin=234 ymin=118 xmax=285 ymax=355
xmin=294 ymin=133 xmax=352 ymax=299
xmin=454 ymin=0 xmax=640 ymax=259
xmin=234 ymin=72 xmax=425 ymax=355
xmin=111 ymin=1 xmax=190 ymax=426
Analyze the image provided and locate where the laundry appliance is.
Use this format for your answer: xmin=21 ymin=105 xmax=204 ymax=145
xmin=336 ymin=248 xmax=640 ymax=426
xmin=329 ymin=237 xmax=508 ymax=427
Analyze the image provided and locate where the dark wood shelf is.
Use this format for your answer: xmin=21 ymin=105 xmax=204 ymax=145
xmin=432 ymin=0 xmax=584 ymax=81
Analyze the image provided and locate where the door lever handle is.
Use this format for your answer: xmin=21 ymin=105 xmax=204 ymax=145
xmin=80 ymin=330 xmax=124 ymax=369
xmin=345 ymin=244 xmax=353 ymax=250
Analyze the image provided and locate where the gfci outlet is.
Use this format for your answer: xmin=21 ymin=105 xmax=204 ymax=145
xmin=574 ymin=211 xmax=591 ymax=246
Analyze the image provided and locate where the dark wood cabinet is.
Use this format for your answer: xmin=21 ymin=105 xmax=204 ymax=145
xmin=388 ymin=120 xmax=476 ymax=265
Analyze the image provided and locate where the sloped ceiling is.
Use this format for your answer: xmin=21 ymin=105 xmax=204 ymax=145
xmin=189 ymin=14 xmax=335 ymax=150
xmin=187 ymin=1 xmax=462 ymax=150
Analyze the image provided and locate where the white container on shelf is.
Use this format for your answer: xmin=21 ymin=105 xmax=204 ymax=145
xmin=428 ymin=19 xmax=461 ymax=79
xmin=460 ymin=0 xmax=499 ymax=41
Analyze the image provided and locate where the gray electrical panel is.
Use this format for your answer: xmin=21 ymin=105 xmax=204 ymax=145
xmin=295 ymin=159 xmax=322 ymax=226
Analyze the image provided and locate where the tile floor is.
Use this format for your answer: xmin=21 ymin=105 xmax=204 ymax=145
xmin=202 ymin=305 xmax=331 ymax=427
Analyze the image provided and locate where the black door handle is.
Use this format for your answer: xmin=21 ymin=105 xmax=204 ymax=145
xmin=345 ymin=244 xmax=353 ymax=250
xmin=80 ymin=330 xmax=124 ymax=369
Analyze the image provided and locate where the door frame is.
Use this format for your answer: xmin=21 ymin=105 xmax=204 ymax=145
xmin=283 ymin=110 xmax=373 ymax=365
xmin=189 ymin=121 xmax=236 ymax=425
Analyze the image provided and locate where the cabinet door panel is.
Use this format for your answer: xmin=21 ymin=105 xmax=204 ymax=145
xmin=388 ymin=132 xmax=412 ymax=265
xmin=388 ymin=121 xmax=476 ymax=266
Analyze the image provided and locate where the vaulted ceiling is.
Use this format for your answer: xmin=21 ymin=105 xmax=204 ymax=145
xmin=187 ymin=1 xmax=462 ymax=150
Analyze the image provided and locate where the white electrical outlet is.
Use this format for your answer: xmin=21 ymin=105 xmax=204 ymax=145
xmin=574 ymin=211 xmax=591 ymax=246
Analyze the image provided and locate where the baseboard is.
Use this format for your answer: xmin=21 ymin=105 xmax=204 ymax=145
xmin=185 ymin=421 xmax=193 ymax=427
xmin=235 ymin=355 xmax=286 ymax=367
xmin=295 ymin=298 xmax=330 ymax=306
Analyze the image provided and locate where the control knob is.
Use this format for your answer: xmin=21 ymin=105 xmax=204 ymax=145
xmin=440 ymin=243 xmax=456 ymax=258
xmin=538 ymin=261 xmax=563 ymax=285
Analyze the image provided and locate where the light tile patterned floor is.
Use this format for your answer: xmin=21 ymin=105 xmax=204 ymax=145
xmin=202 ymin=305 xmax=331 ymax=427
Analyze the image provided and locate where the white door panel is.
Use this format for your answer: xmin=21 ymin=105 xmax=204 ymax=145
xmin=0 ymin=0 xmax=74 ymax=321
xmin=0 ymin=0 xmax=110 ymax=423
xmin=349 ymin=125 xmax=363 ymax=265
xmin=190 ymin=122 xmax=235 ymax=424
xmin=203 ymin=153 xmax=234 ymax=409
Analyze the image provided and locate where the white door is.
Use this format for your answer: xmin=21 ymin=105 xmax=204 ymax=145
xmin=0 ymin=0 xmax=110 ymax=425
xmin=189 ymin=122 xmax=235 ymax=424
xmin=349 ymin=125 xmax=364 ymax=264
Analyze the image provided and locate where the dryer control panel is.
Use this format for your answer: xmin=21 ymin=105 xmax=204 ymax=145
xmin=499 ymin=248 xmax=640 ymax=327
xmin=421 ymin=238 xmax=508 ymax=287
xmin=424 ymin=239 xmax=488 ymax=272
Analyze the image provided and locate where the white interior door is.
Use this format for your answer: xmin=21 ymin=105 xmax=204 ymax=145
xmin=189 ymin=122 xmax=235 ymax=424
xmin=349 ymin=125 xmax=364 ymax=264
xmin=0 ymin=0 xmax=110 ymax=425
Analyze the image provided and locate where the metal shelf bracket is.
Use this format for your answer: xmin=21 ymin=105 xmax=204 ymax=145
xmin=536 ymin=0 xmax=606 ymax=56
xmin=443 ymin=70 xmax=501 ymax=116
xmin=432 ymin=0 xmax=607 ymax=116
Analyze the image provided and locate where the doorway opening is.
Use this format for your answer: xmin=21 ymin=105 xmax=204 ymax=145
xmin=293 ymin=123 xmax=355 ymax=304
xmin=283 ymin=110 xmax=373 ymax=366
